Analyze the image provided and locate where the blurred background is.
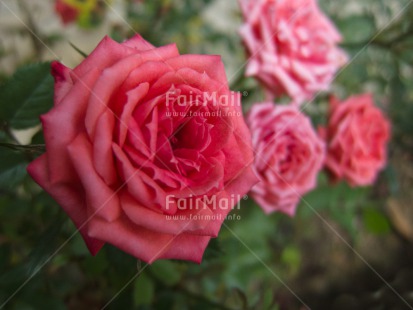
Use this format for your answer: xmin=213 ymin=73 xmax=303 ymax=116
xmin=1 ymin=0 xmax=413 ymax=309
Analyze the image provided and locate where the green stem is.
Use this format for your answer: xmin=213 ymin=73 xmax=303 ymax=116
xmin=0 ymin=142 xmax=45 ymax=155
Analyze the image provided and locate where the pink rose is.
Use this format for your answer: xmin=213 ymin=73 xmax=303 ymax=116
xmin=324 ymin=94 xmax=390 ymax=186
xmin=247 ymin=103 xmax=325 ymax=216
xmin=239 ymin=0 xmax=347 ymax=104
xmin=27 ymin=35 xmax=258 ymax=263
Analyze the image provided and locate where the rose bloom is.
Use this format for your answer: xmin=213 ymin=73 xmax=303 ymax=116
xmin=324 ymin=94 xmax=390 ymax=186
xmin=239 ymin=0 xmax=347 ymax=104
xmin=247 ymin=103 xmax=325 ymax=216
xmin=27 ymin=35 xmax=258 ymax=263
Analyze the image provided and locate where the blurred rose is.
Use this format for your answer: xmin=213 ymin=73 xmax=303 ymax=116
xmin=55 ymin=0 xmax=79 ymax=24
xmin=324 ymin=94 xmax=390 ymax=186
xmin=54 ymin=0 xmax=107 ymax=27
xmin=239 ymin=0 xmax=347 ymax=104
xmin=28 ymin=35 xmax=257 ymax=263
xmin=247 ymin=103 xmax=325 ymax=216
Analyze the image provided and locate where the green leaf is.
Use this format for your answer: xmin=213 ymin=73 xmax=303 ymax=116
xmin=0 ymin=218 xmax=63 ymax=292
xmin=150 ymin=260 xmax=181 ymax=286
xmin=133 ymin=272 xmax=155 ymax=306
xmin=26 ymin=217 xmax=64 ymax=276
xmin=0 ymin=62 xmax=54 ymax=129
xmin=0 ymin=149 xmax=27 ymax=190
xmin=69 ymin=42 xmax=88 ymax=58
xmin=363 ymin=208 xmax=391 ymax=235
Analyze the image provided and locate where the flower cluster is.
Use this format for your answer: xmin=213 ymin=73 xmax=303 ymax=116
xmin=240 ymin=0 xmax=390 ymax=216
xmin=30 ymin=0 xmax=391 ymax=263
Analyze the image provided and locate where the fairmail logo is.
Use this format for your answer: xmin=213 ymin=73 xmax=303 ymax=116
xmin=165 ymin=194 xmax=246 ymax=210
xmin=165 ymin=90 xmax=240 ymax=107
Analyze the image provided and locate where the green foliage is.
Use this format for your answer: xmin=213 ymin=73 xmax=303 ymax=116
xmin=0 ymin=62 xmax=54 ymax=129
xmin=363 ymin=208 xmax=391 ymax=234
xmin=150 ymin=260 xmax=182 ymax=286
xmin=133 ymin=273 xmax=155 ymax=306
xmin=0 ymin=148 xmax=28 ymax=191
xmin=337 ymin=15 xmax=376 ymax=43
xmin=298 ymin=173 xmax=370 ymax=237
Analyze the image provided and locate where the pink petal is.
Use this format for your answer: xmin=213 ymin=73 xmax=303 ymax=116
xmin=73 ymin=36 xmax=137 ymax=78
xmin=51 ymin=61 xmax=73 ymax=105
xmin=166 ymin=55 xmax=228 ymax=88
xmin=122 ymin=34 xmax=155 ymax=51
xmin=68 ymin=133 xmax=121 ymax=222
xmin=121 ymin=192 xmax=214 ymax=235
xmin=117 ymin=82 xmax=150 ymax=147
xmin=112 ymin=143 xmax=174 ymax=214
xmin=41 ymin=68 xmax=101 ymax=184
xmin=87 ymin=215 xmax=174 ymax=263
xmin=27 ymin=155 xmax=104 ymax=255
xmin=157 ymin=233 xmax=212 ymax=263
xmin=93 ymin=110 xmax=118 ymax=185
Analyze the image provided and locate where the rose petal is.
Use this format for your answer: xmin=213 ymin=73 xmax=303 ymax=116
xmin=158 ymin=233 xmax=212 ymax=263
xmin=51 ymin=61 xmax=73 ymax=105
xmin=27 ymin=155 xmax=104 ymax=255
xmin=41 ymin=67 xmax=101 ymax=184
xmin=93 ymin=110 xmax=117 ymax=185
xmin=117 ymin=82 xmax=150 ymax=147
xmin=68 ymin=133 xmax=121 ymax=222
xmin=73 ymin=36 xmax=137 ymax=77
xmin=112 ymin=143 xmax=174 ymax=214
xmin=166 ymin=55 xmax=228 ymax=88
xmin=123 ymin=34 xmax=155 ymax=51
xmin=121 ymin=192 xmax=214 ymax=235
xmin=87 ymin=215 xmax=174 ymax=264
